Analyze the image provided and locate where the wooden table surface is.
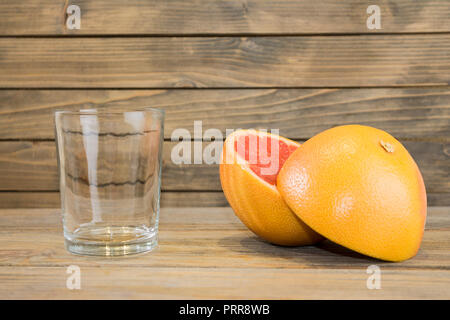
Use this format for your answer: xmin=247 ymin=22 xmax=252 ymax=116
xmin=0 ymin=207 xmax=449 ymax=299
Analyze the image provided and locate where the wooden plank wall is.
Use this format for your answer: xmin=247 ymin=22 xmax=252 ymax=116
xmin=0 ymin=1 xmax=449 ymax=208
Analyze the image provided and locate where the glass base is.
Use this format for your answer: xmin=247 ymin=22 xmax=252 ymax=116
xmin=64 ymin=226 xmax=158 ymax=256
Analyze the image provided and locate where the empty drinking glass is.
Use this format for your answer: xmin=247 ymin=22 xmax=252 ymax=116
xmin=54 ymin=108 xmax=164 ymax=256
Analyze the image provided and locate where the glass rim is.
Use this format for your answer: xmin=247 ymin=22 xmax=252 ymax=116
xmin=54 ymin=107 xmax=165 ymax=117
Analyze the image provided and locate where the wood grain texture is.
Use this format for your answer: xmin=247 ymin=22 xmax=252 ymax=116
xmin=0 ymin=140 xmax=448 ymax=192
xmin=0 ymin=207 xmax=448 ymax=270
xmin=0 ymin=0 xmax=449 ymax=35
xmin=0 ymin=207 xmax=449 ymax=299
xmin=0 ymin=141 xmax=219 ymax=191
xmin=427 ymin=193 xmax=450 ymax=207
xmin=0 ymin=191 xmax=228 ymax=208
xmin=1 ymin=267 xmax=449 ymax=299
xmin=1 ymin=192 xmax=449 ymax=209
xmin=0 ymin=36 xmax=449 ymax=88
xmin=1 ymin=88 xmax=449 ymax=140
xmin=0 ymin=139 xmax=448 ymax=205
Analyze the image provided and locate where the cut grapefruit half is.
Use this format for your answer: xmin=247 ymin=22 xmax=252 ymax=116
xmin=220 ymin=129 xmax=322 ymax=246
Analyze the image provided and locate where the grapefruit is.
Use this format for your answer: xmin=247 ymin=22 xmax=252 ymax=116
xmin=220 ymin=129 xmax=322 ymax=246
xmin=277 ymin=125 xmax=427 ymax=261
